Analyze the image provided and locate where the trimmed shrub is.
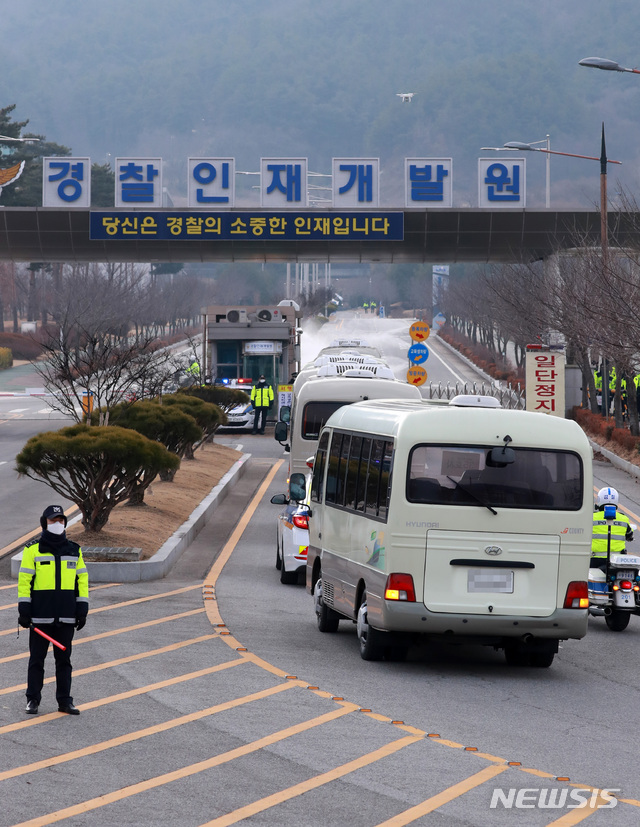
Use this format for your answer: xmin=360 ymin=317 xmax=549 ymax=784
xmin=0 ymin=347 xmax=12 ymax=369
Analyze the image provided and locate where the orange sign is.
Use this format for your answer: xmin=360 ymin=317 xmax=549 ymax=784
xmin=407 ymin=366 xmax=427 ymax=386
xmin=409 ymin=321 xmax=431 ymax=342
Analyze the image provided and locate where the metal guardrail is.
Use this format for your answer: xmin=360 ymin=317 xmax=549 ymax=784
xmin=426 ymin=381 xmax=526 ymax=410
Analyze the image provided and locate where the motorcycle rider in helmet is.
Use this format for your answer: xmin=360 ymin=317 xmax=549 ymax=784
xmin=591 ymin=487 xmax=634 ymax=571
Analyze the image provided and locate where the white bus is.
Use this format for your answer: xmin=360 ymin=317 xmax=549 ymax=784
xmin=275 ymin=370 xmax=422 ymax=477
xmin=306 ymin=398 xmax=593 ymax=667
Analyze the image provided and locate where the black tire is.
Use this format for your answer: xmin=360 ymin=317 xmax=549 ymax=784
xmin=504 ymin=645 xmax=531 ymax=667
xmin=357 ymin=593 xmax=385 ymax=661
xmin=275 ymin=534 xmax=282 ymax=570
xmin=314 ymin=577 xmax=340 ymax=632
xmin=529 ymin=650 xmax=555 ymax=668
xmin=605 ymin=610 xmax=631 ymax=632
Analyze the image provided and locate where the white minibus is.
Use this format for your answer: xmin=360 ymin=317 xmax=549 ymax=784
xmin=275 ymin=371 xmax=423 ymax=477
xmin=306 ymin=398 xmax=593 ymax=667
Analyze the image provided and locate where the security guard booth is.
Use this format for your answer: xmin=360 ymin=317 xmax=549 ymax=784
xmin=201 ymin=303 xmax=302 ymax=389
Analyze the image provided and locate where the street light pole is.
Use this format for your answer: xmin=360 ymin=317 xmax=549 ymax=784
xmin=600 ymin=122 xmax=609 ymax=267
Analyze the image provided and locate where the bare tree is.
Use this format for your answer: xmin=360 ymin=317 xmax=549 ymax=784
xmin=32 ymin=264 xmax=183 ymax=424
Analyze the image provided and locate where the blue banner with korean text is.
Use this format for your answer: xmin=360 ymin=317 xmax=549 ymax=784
xmin=90 ymin=211 xmax=404 ymax=241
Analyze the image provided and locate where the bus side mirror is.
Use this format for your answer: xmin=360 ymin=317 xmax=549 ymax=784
xmin=279 ymin=405 xmax=291 ymax=423
xmin=289 ymin=473 xmax=306 ymax=502
xmin=274 ymin=421 xmax=289 ymax=445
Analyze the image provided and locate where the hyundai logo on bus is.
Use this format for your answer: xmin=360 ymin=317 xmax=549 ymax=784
xmin=485 ymin=546 xmax=503 ymax=556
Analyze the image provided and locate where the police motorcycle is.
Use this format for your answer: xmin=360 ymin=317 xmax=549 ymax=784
xmin=588 ymin=488 xmax=640 ymax=632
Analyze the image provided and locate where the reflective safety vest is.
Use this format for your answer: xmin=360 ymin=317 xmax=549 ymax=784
xmin=250 ymin=384 xmax=274 ymax=407
xmin=18 ymin=539 xmax=89 ymax=624
xmin=592 ymin=508 xmax=633 ymax=557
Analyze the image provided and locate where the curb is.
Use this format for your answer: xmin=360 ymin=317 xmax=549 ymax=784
xmin=10 ymin=452 xmax=251 ymax=582
xmin=588 ymin=438 xmax=640 ymax=481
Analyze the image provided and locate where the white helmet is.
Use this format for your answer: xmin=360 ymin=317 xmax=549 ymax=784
xmin=596 ymin=487 xmax=619 ymax=507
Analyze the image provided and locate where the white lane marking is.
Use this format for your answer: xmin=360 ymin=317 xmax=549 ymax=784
xmin=8 ymin=408 xmax=28 ymax=413
xmin=425 ymin=339 xmax=466 ymax=384
xmin=37 ymin=408 xmax=54 ymax=414
xmin=0 ymin=461 xmax=6 ymax=466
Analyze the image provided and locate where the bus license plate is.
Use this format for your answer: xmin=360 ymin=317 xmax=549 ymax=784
xmin=467 ymin=569 xmax=514 ymax=594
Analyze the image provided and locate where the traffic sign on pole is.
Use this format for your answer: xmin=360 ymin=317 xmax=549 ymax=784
xmin=409 ymin=321 xmax=431 ymax=342
xmin=407 ymin=365 xmax=427 ymax=386
xmin=407 ymin=342 xmax=429 ymax=365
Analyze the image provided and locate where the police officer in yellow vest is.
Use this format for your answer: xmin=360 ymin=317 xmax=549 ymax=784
xmin=591 ymin=487 xmax=634 ymax=571
xmin=18 ymin=505 xmax=89 ymax=715
xmin=250 ymin=375 xmax=274 ymax=434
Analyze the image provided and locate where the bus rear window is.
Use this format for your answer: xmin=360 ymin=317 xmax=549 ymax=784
xmin=407 ymin=445 xmax=583 ymax=510
xmin=301 ymin=402 xmax=346 ymax=439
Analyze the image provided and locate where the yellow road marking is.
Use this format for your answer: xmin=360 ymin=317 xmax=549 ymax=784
xmin=545 ymin=790 xmax=615 ymax=824
xmin=0 ymin=681 xmax=301 ymax=782
xmin=0 ymin=632 xmax=218 ymax=696
xmin=0 ymin=590 xmax=204 ymax=640
xmin=89 ymin=583 xmax=202 ymax=614
xmin=0 ymin=582 xmax=118 ymax=608
xmin=374 ymin=765 xmax=509 ymax=826
xmin=200 ymin=735 xmax=422 ymax=827
xmin=204 ymin=460 xmax=283 ymax=633
xmin=0 ymin=657 xmax=248 ymax=735
xmin=0 ymin=635 xmax=216 ymax=695
xmin=0 ymin=607 xmax=205 ymax=658
xmin=9 ymin=703 xmax=357 ymax=827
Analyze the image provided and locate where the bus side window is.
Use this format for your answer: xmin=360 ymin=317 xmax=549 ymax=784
xmin=365 ymin=439 xmax=384 ymax=515
xmin=356 ymin=438 xmax=372 ymax=511
xmin=345 ymin=436 xmax=363 ymax=510
xmin=336 ymin=434 xmax=351 ymax=506
xmin=378 ymin=441 xmax=393 ymax=520
xmin=325 ymin=433 xmax=343 ymax=504
xmin=311 ymin=431 xmax=329 ymax=503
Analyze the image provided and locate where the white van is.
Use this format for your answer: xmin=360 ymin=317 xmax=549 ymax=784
xmin=276 ymin=371 xmax=423 ymax=477
xmin=306 ymin=399 xmax=593 ymax=667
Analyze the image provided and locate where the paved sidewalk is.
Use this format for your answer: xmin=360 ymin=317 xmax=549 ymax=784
xmin=0 ymin=361 xmax=46 ymax=394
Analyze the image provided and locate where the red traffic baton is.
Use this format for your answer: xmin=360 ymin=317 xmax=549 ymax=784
xmin=31 ymin=625 xmax=66 ymax=651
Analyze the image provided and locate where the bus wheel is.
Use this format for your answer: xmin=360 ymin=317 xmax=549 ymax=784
xmin=357 ymin=594 xmax=384 ymax=661
xmin=314 ymin=578 xmax=340 ymax=632
xmin=605 ymin=610 xmax=631 ymax=632
xmin=529 ymin=650 xmax=555 ymax=668
xmin=504 ymin=644 xmax=530 ymax=667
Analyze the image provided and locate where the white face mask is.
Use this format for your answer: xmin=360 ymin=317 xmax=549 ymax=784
xmin=47 ymin=522 xmax=65 ymax=535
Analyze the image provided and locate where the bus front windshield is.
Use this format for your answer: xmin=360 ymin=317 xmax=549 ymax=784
xmin=406 ymin=445 xmax=583 ymax=511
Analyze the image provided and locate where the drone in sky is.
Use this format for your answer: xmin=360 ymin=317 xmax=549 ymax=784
xmin=396 ymin=92 xmax=415 ymax=103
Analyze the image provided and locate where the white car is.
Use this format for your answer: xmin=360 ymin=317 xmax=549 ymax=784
xmin=215 ymin=378 xmax=254 ymax=430
xmin=221 ymin=400 xmax=254 ymax=429
xmin=270 ymin=473 xmax=311 ymax=585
